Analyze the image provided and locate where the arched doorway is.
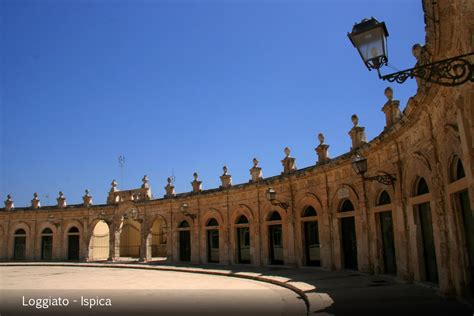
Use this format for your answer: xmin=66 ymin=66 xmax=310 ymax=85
xmin=150 ymin=217 xmax=167 ymax=259
xmin=414 ymin=177 xmax=438 ymax=283
xmin=339 ymin=199 xmax=357 ymax=269
xmin=206 ymin=218 xmax=219 ymax=263
xmin=450 ymin=157 xmax=473 ymax=293
xmin=119 ymin=220 xmax=141 ymax=258
xmin=377 ymin=191 xmax=397 ymax=274
xmin=13 ymin=229 xmax=26 ymax=260
xmin=236 ymin=215 xmax=251 ymax=264
xmin=67 ymin=227 xmax=80 ymax=260
xmin=41 ymin=228 xmax=53 ymax=260
xmin=178 ymin=220 xmax=191 ymax=262
xmin=268 ymin=211 xmax=283 ymax=265
xmin=89 ymin=221 xmax=110 ymax=261
xmin=302 ymin=206 xmax=320 ymax=266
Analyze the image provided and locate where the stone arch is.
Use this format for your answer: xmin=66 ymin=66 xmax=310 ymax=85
xmin=260 ymin=203 xmax=289 ymax=265
xmin=88 ymin=220 xmax=110 ymax=261
xmin=230 ymin=204 xmax=255 ymax=225
xmin=62 ymin=219 xmax=83 ymax=260
xmin=331 ymin=184 xmax=360 ymax=213
xmin=147 ymin=214 xmax=169 ymax=259
xmin=295 ymin=193 xmax=324 ymax=267
xmin=448 ymin=155 xmax=465 ymax=183
xmin=229 ymin=204 xmax=257 ymax=265
xmin=200 ymin=208 xmax=225 ymax=228
xmin=295 ymin=193 xmax=323 ymax=220
xmin=36 ymin=221 xmax=59 ymax=260
xmin=376 ymin=190 xmax=392 ymax=206
xmin=403 ymin=152 xmax=434 ymax=198
xmin=9 ymin=222 xmax=31 ymax=260
xmin=200 ymin=208 xmax=225 ymax=264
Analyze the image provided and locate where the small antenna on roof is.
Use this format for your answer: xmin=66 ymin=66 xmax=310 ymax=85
xmin=118 ymin=155 xmax=125 ymax=187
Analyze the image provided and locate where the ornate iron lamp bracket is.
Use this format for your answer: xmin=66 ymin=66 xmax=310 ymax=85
xmin=269 ymin=199 xmax=290 ymax=211
xmin=364 ymin=172 xmax=397 ymax=186
xmin=379 ymin=53 xmax=473 ymax=86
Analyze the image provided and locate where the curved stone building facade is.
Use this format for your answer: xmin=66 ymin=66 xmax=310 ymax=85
xmin=1 ymin=0 xmax=472 ymax=297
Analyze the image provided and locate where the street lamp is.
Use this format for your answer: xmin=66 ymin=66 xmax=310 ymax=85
xmin=351 ymin=154 xmax=396 ymax=186
xmin=180 ymin=202 xmax=196 ymax=220
xmin=348 ymin=17 xmax=389 ymax=71
xmin=348 ymin=18 xmax=473 ymax=86
xmin=265 ymin=187 xmax=290 ymax=210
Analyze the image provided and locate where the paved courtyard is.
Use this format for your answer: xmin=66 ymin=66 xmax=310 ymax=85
xmin=0 ymin=265 xmax=306 ymax=316
xmin=1 ymin=263 xmax=474 ymax=315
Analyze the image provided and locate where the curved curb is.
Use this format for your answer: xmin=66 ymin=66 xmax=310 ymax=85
xmin=0 ymin=262 xmax=313 ymax=313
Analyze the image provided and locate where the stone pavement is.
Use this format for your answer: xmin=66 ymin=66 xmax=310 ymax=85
xmin=1 ymin=261 xmax=473 ymax=315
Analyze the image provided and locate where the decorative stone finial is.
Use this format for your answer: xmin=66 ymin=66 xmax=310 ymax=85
xmin=315 ymin=133 xmax=330 ymax=164
xmin=384 ymin=87 xmax=393 ymax=101
xmin=348 ymin=114 xmax=367 ymax=150
xmin=31 ymin=192 xmax=40 ymax=209
xmin=164 ymin=177 xmax=175 ymax=198
xmin=4 ymin=194 xmax=14 ymax=211
xmin=57 ymin=191 xmax=67 ymax=208
xmin=110 ymin=179 xmax=118 ymax=193
xmin=250 ymin=157 xmax=263 ymax=182
xmin=83 ymin=189 xmax=93 ymax=207
xmin=220 ymin=166 xmax=232 ymax=188
xmin=191 ymin=172 xmax=202 ymax=193
xmin=141 ymin=175 xmax=150 ymax=189
xmin=281 ymin=147 xmax=296 ymax=174
xmin=382 ymin=87 xmax=402 ymax=129
xmin=351 ymin=114 xmax=359 ymax=127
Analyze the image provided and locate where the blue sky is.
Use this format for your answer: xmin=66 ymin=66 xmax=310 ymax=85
xmin=1 ymin=0 xmax=424 ymax=207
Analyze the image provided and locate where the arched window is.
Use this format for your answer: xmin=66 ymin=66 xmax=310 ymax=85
xmin=450 ymin=157 xmax=465 ymax=182
xmin=14 ymin=229 xmax=26 ymax=235
xmin=236 ymin=215 xmax=249 ymax=224
xmin=340 ymin=199 xmax=354 ymax=212
xmin=268 ymin=211 xmax=282 ymax=221
xmin=302 ymin=206 xmax=317 ymax=217
xmin=178 ymin=220 xmax=190 ymax=228
xmin=42 ymin=228 xmax=53 ymax=235
xmin=378 ymin=191 xmax=391 ymax=206
xmin=68 ymin=227 xmax=79 ymax=234
xmin=206 ymin=218 xmax=219 ymax=227
xmin=416 ymin=178 xmax=429 ymax=196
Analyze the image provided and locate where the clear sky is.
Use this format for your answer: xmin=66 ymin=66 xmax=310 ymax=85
xmin=1 ymin=0 xmax=424 ymax=207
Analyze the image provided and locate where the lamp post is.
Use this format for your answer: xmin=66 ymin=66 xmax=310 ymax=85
xmin=180 ymin=202 xmax=196 ymax=220
xmin=265 ymin=187 xmax=290 ymax=210
xmin=351 ymin=154 xmax=396 ymax=186
xmin=348 ymin=17 xmax=473 ymax=86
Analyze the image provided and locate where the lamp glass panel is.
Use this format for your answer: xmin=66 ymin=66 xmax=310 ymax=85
xmin=353 ymin=27 xmax=386 ymax=62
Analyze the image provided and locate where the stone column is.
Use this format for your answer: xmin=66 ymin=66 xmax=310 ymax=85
xmin=108 ymin=222 xmax=120 ymax=261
